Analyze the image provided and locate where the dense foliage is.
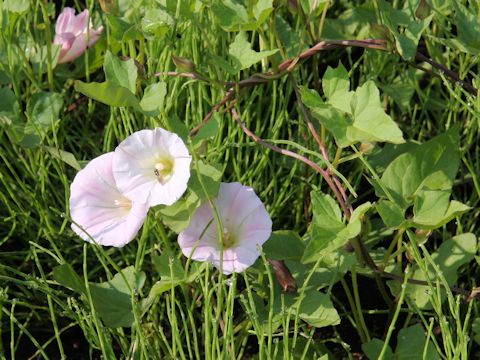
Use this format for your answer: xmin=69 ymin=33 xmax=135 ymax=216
xmin=1 ymin=0 xmax=479 ymax=359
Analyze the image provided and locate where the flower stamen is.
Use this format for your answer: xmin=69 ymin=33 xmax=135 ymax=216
xmin=113 ymin=198 xmax=132 ymax=209
xmin=154 ymin=159 xmax=174 ymax=184
xmin=222 ymin=227 xmax=236 ymax=248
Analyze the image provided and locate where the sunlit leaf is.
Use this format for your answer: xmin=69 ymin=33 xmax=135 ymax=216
xmin=263 ymin=230 xmax=305 ymax=261
xmin=380 ymin=129 xmax=460 ymax=208
xmin=74 ymin=80 xmax=139 ymax=108
xmin=229 ymin=32 xmax=278 ymax=71
xmin=104 ymin=51 xmax=137 ymax=93
xmin=139 ymin=82 xmax=166 ymax=117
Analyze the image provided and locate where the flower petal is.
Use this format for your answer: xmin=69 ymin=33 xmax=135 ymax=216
xmin=55 ymin=7 xmax=75 ymax=34
xmin=216 ymin=182 xmax=266 ymax=230
xmin=65 ymin=9 xmax=89 ymax=36
xmin=56 ymin=33 xmax=89 ymax=64
xmin=69 ymin=152 xmax=148 ymax=247
xmin=54 ymin=7 xmax=103 ymax=63
xmin=177 ymin=182 xmax=272 ymax=274
xmin=113 ymin=128 xmax=192 ymax=206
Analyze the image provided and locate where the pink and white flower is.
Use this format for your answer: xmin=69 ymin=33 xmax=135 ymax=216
xmin=53 ymin=7 xmax=103 ymax=64
xmin=113 ymin=128 xmax=192 ymax=207
xmin=178 ymin=182 xmax=272 ymax=274
xmin=69 ymin=152 xmax=148 ymax=247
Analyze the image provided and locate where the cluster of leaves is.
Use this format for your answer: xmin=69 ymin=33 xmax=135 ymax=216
xmin=1 ymin=0 xmax=480 ymax=359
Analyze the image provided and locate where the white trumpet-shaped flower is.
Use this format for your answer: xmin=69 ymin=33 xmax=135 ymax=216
xmin=69 ymin=152 xmax=149 ymax=247
xmin=113 ymin=128 xmax=192 ymax=207
xmin=178 ymin=182 xmax=272 ymax=274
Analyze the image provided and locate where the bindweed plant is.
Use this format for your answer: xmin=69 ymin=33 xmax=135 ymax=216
xmin=1 ymin=0 xmax=480 ymax=359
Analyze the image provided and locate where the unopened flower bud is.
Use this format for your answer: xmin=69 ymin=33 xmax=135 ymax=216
xmin=172 ymin=55 xmax=196 ymax=72
xmin=359 ymin=142 xmax=375 ymax=154
xmin=99 ymin=0 xmax=119 ymax=15
xmin=415 ymin=228 xmax=432 ymax=244
xmin=268 ymin=259 xmax=297 ymax=293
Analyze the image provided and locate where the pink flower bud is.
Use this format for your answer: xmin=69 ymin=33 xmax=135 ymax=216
xmin=53 ymin=7 xmax=103 ymax=64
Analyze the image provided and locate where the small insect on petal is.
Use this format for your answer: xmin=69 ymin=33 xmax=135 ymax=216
xmin=113 ymin=128 xmax=192 ymax=207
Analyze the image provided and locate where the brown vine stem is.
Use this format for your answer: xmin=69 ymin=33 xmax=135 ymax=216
xmin=232 ymin=106 xmax=478 ymax=301
xmin=415 ymin=52 xmax=477 ymax=96
xmin=290 ymin=76 xmax=353 ymax=216
xmin=189 ymin=90 xmax=234 ymax=137
xmin=231 ymin=107 xmax=350 ymax=228
xmin=180 ymin=38 xmax=476 ymax=138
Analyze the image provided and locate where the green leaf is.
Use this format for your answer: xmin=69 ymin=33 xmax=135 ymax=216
xmin=104 ymin=51 xmax=137 ymax=93
xmin=229 ymin=32 xmax=278 ymax=71
xmin=141 ymin=8 xmax=174 ymax=38
xmin=311 ymin=191 xmax=343 ymax=227
xmin=52 ymin=263 xmax=85 ymax=294
xmin=300 ymin=82 xmax=404 ymax=148
xmin=381 ymin=81 xmax=415 ymax=112
xmin=413 ymin=190 xmax=470 ymax=228
xmin=74 ymin=80 xmax=139 ymax=108
xmin=147 ymin=278 xmax=184 ymax=298
xmin=192 ymin=113 xmax=220 ymax=144
xmin=153 ymin=252 xmax=185 ymax=281
xmin=164 ymin=0 xmax=196 ymax=19
xmin=397 ymin=233 xmax=476 ymax=309
xmin=368 ymin=142 xmax=419 ymax=174
xmin=380 ymin=129 xmax=460 ymax=208
xmin=0 ymin=87 xmax=20 ymax=127
xmin=159 ymin=192 xmax=201 ymax=233
xmin=300 ymin=88 xmax=351 ymax=147
xmin=297 ymin=291 xmax=340 ymax=328
xmin=454 ymin=3 xmax=480 ymax=53
xmin=286 ymin=251 xmax=356 ymax=291
xmin=89 ymin=266 xmax=146 ymax=328
xmin=26 ymin=92 xmax=63 ymax=128
xmin=362 ymin=338 xmax=394 ymax=360
xmin=274 ymin=15 xmax=304 ymax=58
xmin=301 ymin=192 xmax=346 ymax=264
xmin=211 ymin=0 xmax=249 ymax=31
xmin=23 ymin=92 xmax=63 ymax=147
xmin=165 ymin=114 xmax=189 ymax=142
xmin=43 ymin=146 xmax=82 ymax=170
xmin=350 ymin=81 xmax=404 ymax=144
xmin=302 ymin=191 xmax=371 ymax=264
xmin=376 ymin=200 xmax=405 ymax=228
xmin=4 ymin=0 xmax=29 ymax=13
xmin=251 ymin=0 xmax=273 ymax=27
xmin=263 ymin=230 xmax=305 ymax=261
xmin=395 ymin=324 xmax=440 ymax=359
xmin=106 ymin=15 xmax=143 ymax=42
xmin=139 ymin=82 xmax=167 ymax=117
xmin=189 ymin=161 xmax=223 ymax=200
xmin=322 ymin=63 xmax=353 ymax=113
xmin=300 ymin=0 xmax=327 ymax=17
xmin=395 ymin=15 xmax=433 ymax=60
xmin=346 ymin=202 xmax=372 ymax=236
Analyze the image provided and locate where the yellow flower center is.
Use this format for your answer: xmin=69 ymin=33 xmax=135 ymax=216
xmin=113 ymin=197 xmax=132 ymax=210
xmin=222 ymin=227 xmax=236 ymax=249
xmin=154 ymin=158 xmax=174 ymax=184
